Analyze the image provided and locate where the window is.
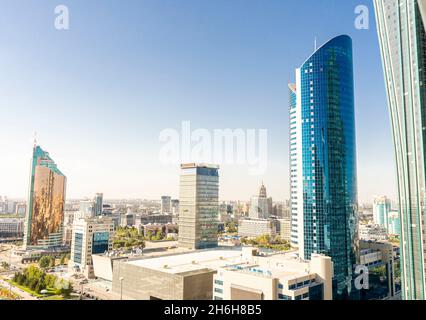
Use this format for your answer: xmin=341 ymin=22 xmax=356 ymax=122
xmin=73 ymin=236 xmax=83 ymax=264
xmin=214 ymin=280 xmax=223 ymax=286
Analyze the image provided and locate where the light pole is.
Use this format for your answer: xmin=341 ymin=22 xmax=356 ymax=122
xmin=8 ymin=249 xmax=12 ymax=299
xmin=119 ymin=277 xmax=124 ymax=300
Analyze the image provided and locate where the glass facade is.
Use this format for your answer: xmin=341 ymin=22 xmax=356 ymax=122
xmin=92 ymin=231 xmax=110 ymax=254
xmin=73 ymin=232 xmax=83 ymax=264
xmin=178 ymin=164 xmax=219 ymax=249
xmin=94 ymin=193 xmax=103 ymax=216
xmin=24 ymin=145 xmax=66 ymax=249
xmin=291 ymin=35 xmax=358 ymax=298
xmin=373 ymin=196 xmax=391 ymax=227
xmin=374 ymin=0 xmax=426 ymax=299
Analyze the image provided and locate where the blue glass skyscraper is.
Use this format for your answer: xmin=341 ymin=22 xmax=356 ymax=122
xmin=289 ymin=35 xmax=358 ymax=298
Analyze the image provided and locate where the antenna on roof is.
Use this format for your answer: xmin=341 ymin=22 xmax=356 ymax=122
xmin=314 ymin=36 xmax=317 ymax=51
xmin=33 ymin=131 xmax=38 ymax=147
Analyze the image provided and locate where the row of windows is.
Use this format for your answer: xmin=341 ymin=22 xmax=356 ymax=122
xmin=288 ymin=279 xmax=313 ymax=290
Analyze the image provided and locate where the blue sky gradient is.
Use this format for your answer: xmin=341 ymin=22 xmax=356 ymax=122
xmin=0 ymin=0 xmax=395 ymax=202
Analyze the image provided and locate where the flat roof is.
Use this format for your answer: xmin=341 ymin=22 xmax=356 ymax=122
xmin=181 ymin=163 xmax=220 ymax=169
xmin=126 ymin=248 xmax=242 ymax=274
xmin=124 ymin=247 xmax=313 ymax=279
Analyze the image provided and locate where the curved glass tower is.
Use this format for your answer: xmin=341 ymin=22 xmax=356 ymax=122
xmin=24 ymin=145 xmax=66 ymax=249
xmin=289 ymin=35 xmax=358 ymax=298
xmin=374 ymin=0 xmax=426 ymax=300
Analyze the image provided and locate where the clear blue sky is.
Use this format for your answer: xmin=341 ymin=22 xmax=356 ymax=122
xmin=0 ymin=0 xmax=395 ymax=203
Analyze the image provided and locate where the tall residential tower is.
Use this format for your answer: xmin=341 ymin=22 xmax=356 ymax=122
xmin=374 ymin=0 xmax=426 ymax=299
xmin=289 ymin=35 xmax=359 ymax=298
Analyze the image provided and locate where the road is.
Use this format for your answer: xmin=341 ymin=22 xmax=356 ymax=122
xmin=0 ymin=278 xmax=38 ymax=300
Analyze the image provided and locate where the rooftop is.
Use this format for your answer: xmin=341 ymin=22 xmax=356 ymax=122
xmin=124 ymin=247 xmax=313 ymax=279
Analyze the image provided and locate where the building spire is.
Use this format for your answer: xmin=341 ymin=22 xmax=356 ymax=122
xmin=33 ymin=131 xmax=37 ymax=147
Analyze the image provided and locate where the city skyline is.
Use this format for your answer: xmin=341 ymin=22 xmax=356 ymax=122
xmin=0 ymin=0 xmax=396 ymax=203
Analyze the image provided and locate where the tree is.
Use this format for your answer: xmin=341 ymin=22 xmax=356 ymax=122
xmin=226 ymin=222 xmax=237 ymax=234
xmin=1 ymin=261 xmax=9 ymax=270
xmin=59 ymin=254 xmax=69 ymax=265
xmin=39 ymin=256 xmax=54 ymax=269
xmin=59 ymin=280 xmax=73 ymax=298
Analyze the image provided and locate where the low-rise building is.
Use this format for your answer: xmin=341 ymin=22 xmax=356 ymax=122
xmin=238 ymin=219 xmax=276 ymax=238
xmin=359 ymin=240 xmax=400 ymax=299
xmin=213 ymin=248 xmax=332 ymax=300
xmin=276 ymin=218 xmax=291 ymax=242
xmin=111 ymin=247 xmax=333 ymax=300
xmin=0 ymin=218 xmax=24 ymax=239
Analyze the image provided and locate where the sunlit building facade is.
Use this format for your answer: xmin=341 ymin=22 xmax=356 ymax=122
xmin=23 ymin=145 xmax=66 ymax=249
xmin=68 ymin=216 xmax=114 ymax=279
xmin=178 ymin=163 xmax=219 ymax=250
xmin=374 ymin=0 xmax=426 ymax=299
xmin=290 ymin=35 xmax=358 ymax=298
xmin=289 ymin=83 xmax=301 ymax=248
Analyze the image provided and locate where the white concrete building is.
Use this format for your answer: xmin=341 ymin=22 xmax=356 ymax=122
xmin=213 ymin=248 xmax=333 ymax=300
xmin=109 ymin=247 xmax=333 ymax=300
xmin=68 ymin=216 xmax=114 ymax=279
xmin=238 ymin=219 xmax=276 ymax=238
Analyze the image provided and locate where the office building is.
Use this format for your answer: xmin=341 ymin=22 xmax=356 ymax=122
xmin=289 ymin=35 xmax=358 ymax=297
xmin=171 ymin=199 xmax=180 ymax=215
xmin=68 ymin=216 xmax=114 ymax=279
xmin=79 ymin=200 xmax=95 ymax=217
xmin=23 ymin=145 xmax=67 ymax=249
xmin=178 ymin=163 xmax=219 ymax=250
xmin=94 ymin=193 xmax=103 ymax=216
xmin=15 ymin=203 xmax=26 ymax=215
xmin=387 ymin=211 xmax=401 ymax=237
xmin=62 ymin=210 xmax=76 ymax=246
xmin=373 ymin=196 xmax=391 ymax=228
xmin=249 ymin=183 xmax=272 ymax=219
xmin=161 ymin=196 xmax=172 ymax=214
xmin=374 ymin=0 xmax=426 ymax=299
xmin=0 ymin=218 xmax=24 ymax=239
